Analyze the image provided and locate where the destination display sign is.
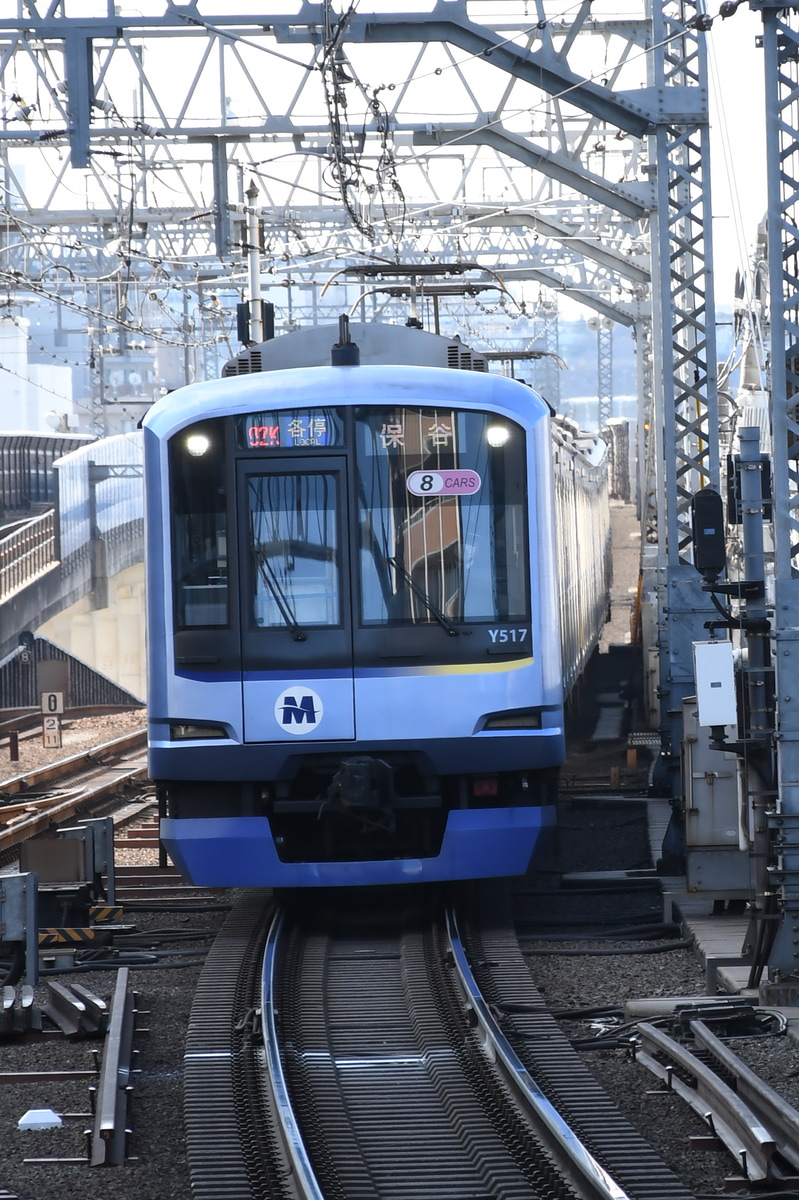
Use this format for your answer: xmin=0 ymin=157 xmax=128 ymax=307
xmin=237 ymin=408 xmax=344 ymax=451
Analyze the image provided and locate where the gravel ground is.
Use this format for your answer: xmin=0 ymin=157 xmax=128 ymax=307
xmin=0 ymin=903 xmax=232 ymax=1200
xmin=3 ymin=710 xmax=146 ymax=778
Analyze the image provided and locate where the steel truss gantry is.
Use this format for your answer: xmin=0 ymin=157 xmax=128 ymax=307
xmin=753 ymin=0 xmax=799 ymax=983
xmin=0 ymin=3 xmax=663 ymax=331
xmin=642 ymin=0 xmax=722 ymax=866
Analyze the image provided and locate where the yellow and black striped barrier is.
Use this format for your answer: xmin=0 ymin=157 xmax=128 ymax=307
xmin=38 ymin=927 xmax=98 ymax=946
xmin=89 ymin=905 xmax=124 ymax=923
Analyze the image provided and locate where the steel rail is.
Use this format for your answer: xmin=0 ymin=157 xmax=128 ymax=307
xmin=262 ymin=902 xmax=644 ymax=1200
xmin=0 ymin=733 xmax=147 ymax=853
xmin=260 ymin=908 xmax=325 ymax=1200
xmin=634 ymin=1020 xmax=796 ymax=1184
xmin=690 ymin=1018 xmax=799 ymax=1175
xmin=444 ymin=905 xmax=630 ymax=1200
xmin=90 ymin=966 xmax=136 ymax=1166
xmin=1 ymin=730 xmax=147 ymax=797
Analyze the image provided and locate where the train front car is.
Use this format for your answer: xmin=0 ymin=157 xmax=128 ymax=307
xmin=143 ymin=329 xmax=566 ymax=887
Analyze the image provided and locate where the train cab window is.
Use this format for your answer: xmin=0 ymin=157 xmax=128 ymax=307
xmin=355 ymin=407 xmax=529 ymax=626
xmin=245 ymin=472 xmax=341 ymax=629
xmin=169 ymin=419 xmax=230 ymax=628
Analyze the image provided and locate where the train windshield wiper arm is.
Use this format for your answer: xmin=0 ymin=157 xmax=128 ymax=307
xmin=387 ymin=556 xmax=459 ymax=637
xmin=256 ymin=556 xmax=307 ymax=642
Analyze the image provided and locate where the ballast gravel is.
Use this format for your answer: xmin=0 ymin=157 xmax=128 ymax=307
xmin=3 ymin=709 xmax=145 ymax=776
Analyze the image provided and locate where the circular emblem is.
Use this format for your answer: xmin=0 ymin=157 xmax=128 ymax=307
xmin=274 ymin=687 xmax=323 ymax=735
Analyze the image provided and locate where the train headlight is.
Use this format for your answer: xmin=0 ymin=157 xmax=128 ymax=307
xmin=186 ymin=433 xmax=210 ymax=457
xmin=170 ymin=723 xmax=228 ymax=740
xmin=483 ymin=709 xmax=542 ymax=730
xmin=486 ymin=425 xmax=510 ymax=448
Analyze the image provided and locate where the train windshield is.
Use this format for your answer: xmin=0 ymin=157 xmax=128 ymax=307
xmin=246 ymin=472 xmax=340 ymax=630
xmin=356 ymin=407 xmax=529 ymax=626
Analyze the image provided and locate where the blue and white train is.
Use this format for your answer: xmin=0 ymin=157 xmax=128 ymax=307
xmin=143 ymin=321 xmax=610 ymax=888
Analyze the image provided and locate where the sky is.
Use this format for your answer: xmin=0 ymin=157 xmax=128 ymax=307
xmin=706 ymin=5 xmax=768 ymax=308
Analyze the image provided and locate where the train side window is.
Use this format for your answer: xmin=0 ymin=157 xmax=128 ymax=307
xmin=169 ymin=419 xmax=230 ymax=628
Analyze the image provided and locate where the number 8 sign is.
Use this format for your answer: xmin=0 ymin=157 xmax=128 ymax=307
xmin=406 ymin=469 xmax=481 ymax=496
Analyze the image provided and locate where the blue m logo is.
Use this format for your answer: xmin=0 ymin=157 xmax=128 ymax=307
xmin=274 ymin=686 xmax=324 ymax=736
xmin=280 ymin=694 xmax=318 ymax=725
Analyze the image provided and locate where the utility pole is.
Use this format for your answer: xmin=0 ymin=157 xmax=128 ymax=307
xmin=245 ymin=178 xmax=264 ymax=346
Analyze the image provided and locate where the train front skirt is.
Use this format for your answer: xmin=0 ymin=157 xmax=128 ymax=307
xmin=160 ymin=805 xmax=554 ymax=887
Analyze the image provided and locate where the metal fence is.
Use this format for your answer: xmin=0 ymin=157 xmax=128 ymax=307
xmin=0 ymin=510 xmax=56 ymax=602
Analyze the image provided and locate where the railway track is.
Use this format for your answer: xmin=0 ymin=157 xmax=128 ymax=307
xmin=3 ymin=731 xmax=799 ymax=1200
xmin=0 ymin=728 xmax=149 ymax=866
xmin=1 ymin=724 xmax=228 ymax=988
xmin=185 ymin=890 xmax=701 ymax=1200
xmin=636 ymin=1016 xmax=799 ymax=1187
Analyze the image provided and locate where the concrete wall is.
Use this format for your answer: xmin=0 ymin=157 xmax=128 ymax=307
xmin=37 ymin=562 xmax=146 ymax=702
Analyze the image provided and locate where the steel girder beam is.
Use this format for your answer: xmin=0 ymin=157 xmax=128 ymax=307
xmin=0 ymin=202 xmax=641 ymax=324
xmin=0 ymin=179 xmax=645 ymax=334
xmin=1 ymin=3 xmax=705 ymax=163
xmin=597 ymin=321 xmax=614 ymax=426
xmin=1 ymin=11 xmax=721 ymax=743
xmin=753 ymin=1 xmax=799 ymax=983
xmin=461 ymin=205 xmax=651 ymax=289
xmin=62 ymin=26 xmax=99 ymax=170
xmin=0 ymin=3 xmax=661 ymax=368
xmin=356 ymin=11 xmax=661 ymax=137
xmin=411 ymin=124 xmax=652 ymax=218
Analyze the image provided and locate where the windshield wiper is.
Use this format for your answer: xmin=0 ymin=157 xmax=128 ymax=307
xmin=387 ymin=556 xmax=459 ymax=637
xmin=256 ymin=556 xmax=307 ymax=641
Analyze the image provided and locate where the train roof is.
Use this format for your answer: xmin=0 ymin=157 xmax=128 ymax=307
xmin=142 ymin=324 xmax=609 ymax=470
xmin=222 ymin=321 xmax=489 ymax=375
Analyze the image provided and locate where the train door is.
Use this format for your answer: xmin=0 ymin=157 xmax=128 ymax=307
xmin=236 ymin=458 xmax=356 ymax=743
